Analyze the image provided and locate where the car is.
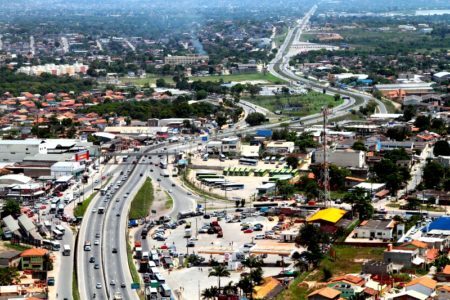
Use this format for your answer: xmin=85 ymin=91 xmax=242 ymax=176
xmin=171 ymin=183 xmax=175 ymax=187
xmin=94 ymin=264 xmax=100 ymax=269
xmin=157 ymin=178 xmax=161 ymax=182
xmin=112 ymin=248 xmax=118 ymax=253
xmin=96 ymin=282 xmax=102 ymax=289
xmin=203 ymin=214 xmax=211 ymax=219
xmin=89 ymin=257 xmax=95 ymax=263
xmin=187 ymin=192 xmax=192 ymax=196
xmin=95 ymin=233 xmax=100 ymax=238
xmin=198 ymin=228 xmax=208 ymax=234
xmin=186 ymin=241 xmax=195 ymax=247
xmin=121 ymin=282 xmax=126 ymax=288
xmin=92 ymin=208 xmax=97 ymax=213
xmin=116 ymin=198 xmax=120 ymax=202
xmin=94 ymin=179 xmax=99 ymax=184
xmin=94 ymin=240 xmax=99 ymax=246
xmin=116 ymin=213 xmax=121 ymax=217
xmin=140 ymin=173 xmax=143 ymax=177
xmin=235 ymin=208 xmax=244 ymax=212
xmin=110 ymin=280 xmax=116 ymax=286
xmin=255 ymin=234 xmax=265 ymax=240
xmin=154 ymin=235 xmax=166 ymax=241
xmin=243 ymin=229 xmax=253 ymax=233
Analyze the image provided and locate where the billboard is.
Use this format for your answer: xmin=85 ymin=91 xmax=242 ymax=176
xmin=75 ymin=150 xmax=90 ymax=162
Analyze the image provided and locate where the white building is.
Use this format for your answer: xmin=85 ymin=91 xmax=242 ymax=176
xmin=265 ymin=141 xmax=295 ymax=154
xmin=50 ymin=162 xmax=85 ymax=177
xmin=206 ymin=137 xmax=241 ymax=154
xmin=353 ymin=219 xmax=396 ymax=240
xmin=314 ymin=149 xmax=366 ymax=168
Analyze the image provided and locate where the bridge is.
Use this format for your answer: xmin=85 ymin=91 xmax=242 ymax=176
xmin=288 ymin=42 xmax=339 ymax=56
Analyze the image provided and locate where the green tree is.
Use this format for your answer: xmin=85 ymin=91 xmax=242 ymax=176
xmin=196 ymin=90 xmax=208 ymax=100
xmin=352 ymin=140 xmax=367 ymax=151
xmin=245 ymin=112 xmax=266 ymax=126
xmin=0 ymin=267 xmax=19 ymax=285
xmin=276 ymin=180 xmax=295 ymax=197
xmin=433 ymin=140 xmax=450 ymax=156
xmin=343 ymin=187 xmax=374 ymax=220
xmin=208 ymin=265 xmax=230 ymax=290
xmin=201 ymin=286 xmax=219 ymax=299
xmin=423 ymin=161 xmax=445 ymax=189
xmin=156 ymin=78 xmax=167 ymax=87
xmin=334 ymin=94 xmax=341 ymax=101
xmin=414 ymin=115 xmax=431 ymax=131
xmin=286 ymin=156 xmax=299 ymax=169
xmin=2 ymin=200 xmax=20 ymax=217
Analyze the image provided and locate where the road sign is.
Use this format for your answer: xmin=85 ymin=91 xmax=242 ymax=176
xmin=131 ymin=283 xmax=140 ymax=289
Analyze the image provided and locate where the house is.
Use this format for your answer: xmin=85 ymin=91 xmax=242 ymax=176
xmin=252 ymin=277 xmax=284 ymax=299
xmin=307 ymin=287 xmax=342 ymax=300
xmin=435 ymin=285 xmax=450 ymax=300
xmin=383 ymin=244 xmax=419 ymax=269
xmin=362 ymin=260 xmax=394 ymax=277
xmin=435 ymin=265 xmax=450 ymax=282
xmin=327 ymin=275 xmax=365 ymax=299
xmin=20 ymin=248 xmax=49 ymax=273
xmin=353 ymin=219 xmax=397 ymax=240
xmin=404 ymin=276 xmax=437 ymax=298
xmin=0 ymin=250 xmax=21 ymax=268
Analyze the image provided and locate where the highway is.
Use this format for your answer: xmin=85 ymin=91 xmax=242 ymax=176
xmin=267 ymin=5 xmax=388 ymax=115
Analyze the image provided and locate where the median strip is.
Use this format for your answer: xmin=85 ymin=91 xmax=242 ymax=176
xmin=129 ymin=177 xmax=154 ymax=220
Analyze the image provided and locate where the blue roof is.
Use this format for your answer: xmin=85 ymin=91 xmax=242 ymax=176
xmin=423 ymin=216 xmax=450 ymax=232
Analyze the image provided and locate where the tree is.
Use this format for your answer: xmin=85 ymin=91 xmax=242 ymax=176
xmin=414 ymin=115 xmax=431 ymax=131
xmin=201 ymin=287 xmax=219 ymax=300
xmin=223 ymin=281 xmax=238 ymax=295
xmin=334 ymin=94 xmax=341 ymax=101
xmin=423 ymin=161 xmax=445 ymax=189
xmin=295 ymin=223 xmax=329 ymax=256
xmin=2 ymin=200 xmax=20 ymax=217
xmin=433 ymin=140 xmax=450 ymax=156
xmin=155 ymin=78 xmax=167 ymax=87
xmin=238 ymin=275 xmax=254 ymax=299
xmin=208 ymin=265 xmax=230 ymax=290
xmin=276 ymin=180 xmax=295 ymax=197
xmin=0 ymin=267 xmax=19 ymax=285
xmin=196 ymin=90 xmax=208 ymax=100
xmin=352 ymin=140 xmax=367 ymax=151
xmin=286 ymin=156 xmax=299 ymax=169
xmin=343 ymin=187 xmax=374 ymax=220
xmin=245 ymin=112 xmax=266 ymax=126
xmin=216 ymin=113 xmax=227 ymax=128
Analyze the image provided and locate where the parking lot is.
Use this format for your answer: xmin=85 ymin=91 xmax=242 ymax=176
xmin=141 ymin=209 xmax=301 ymax=299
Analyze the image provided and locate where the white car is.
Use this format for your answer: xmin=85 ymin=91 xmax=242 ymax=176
xmin=255 ymin=234 xmax=265 ymax=240
xmin=94 ymin=240 xmax=99 ymax=245
xmin=92 ymin=208 xmax=97 ymax=213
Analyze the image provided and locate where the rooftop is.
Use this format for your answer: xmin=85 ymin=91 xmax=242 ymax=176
xmin=307 ymin=287 xmax=341 ymax=299
xmin=20 ymin=248 xmax=48 ymax=257
xmin=358 ymin=219 xmax=395 ymax=230
xmin=405 ymin=276 xmax=437 ymax=289
xmin=307 ymin=208 xmax=347 ymax=224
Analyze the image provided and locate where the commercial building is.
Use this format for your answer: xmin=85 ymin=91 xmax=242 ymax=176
xmin=314 ymin=149 xmax=366 ymax=169
xmin=50 ymin=161 xmax=85 ymax=177
xmin=433 ymin=71 xmax=450 ymax=83
xmin=374 ymin=83 xmax=435 ymax=101
xmin=164 ymin=55 xmax=209 ymax=65
xmin=265 ymin=141 xmax=295 ymax=154
xmin=20 ymin=248 xmax=49 ymax=272
xmin=206 ymin=137 xmax=241 ymax=155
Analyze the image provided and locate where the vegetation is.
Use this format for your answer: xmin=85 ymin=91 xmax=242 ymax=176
xmin=0 ymin=267 xmax=19 ymax=285
xmin=343 ymin=187 xmax=374 ymax=221
xmin=245 ymin=112 xmax=267 ymax=126
xmin=1 ymin=200 xmax=20 ymax=218
xmin=371 ymin=148 xmax=411 ymax=193
xmin=0 ymin=68 xmax=93 ymax=96
xmin=5 ymin=242 xmax=31 ymax=252
xmin=165 ymin=192 xmax=173 ymax=210
xmin=246 ymin=92 xmax=342 ymax=117
xmin=129 ymin=177 xmax=154 ymax=219
xmin=208 ymin=265 xmax=231 ymax=290
xmin=72 ymin=270 xmax=81 ymax=300
xmin=433 ymin=140 xmax=450 ymax=156
xmin=73 ymin=192 xmax=98 ymax=218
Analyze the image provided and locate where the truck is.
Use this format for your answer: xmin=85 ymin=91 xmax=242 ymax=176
xmin=135 ymin=247 xmax=143 ymax=259
xmin=184 ymin=228 xmax=192 ymax=238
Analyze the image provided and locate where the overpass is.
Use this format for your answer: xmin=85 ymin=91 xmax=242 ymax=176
xmin=288 ymin=42 xmax=339 ymax=56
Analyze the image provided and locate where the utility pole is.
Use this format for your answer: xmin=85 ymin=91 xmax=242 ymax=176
xmin=322 ymin=107 xmax=330 ymax=207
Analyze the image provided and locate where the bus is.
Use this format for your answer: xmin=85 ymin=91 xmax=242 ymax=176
xmin=239 ymin=158 xmax=258 ymax=166
xmin=62 ymin=244 xmax=71 ymax=256
xmin=159 ymin=160 xmax=168 ymax=169
xmin=252 ymin=201 xmax=280 ymax=208
xmin=55 ymin=225 xmax=65 ymax=234
xmin=123 ymin=155 xmax=129 ymax=162
xmin=57 ymin=204 xmax=65 ymax=214
xmin=100 ymin=187 xmax=108 ymax=196
xmin=52 ymin=229 xmax=63 ymax=240
xmin=43 ymin=221 xmax=52 ymax=230
xmin=220 ymin=183 xmax=245 ymax=190
xmin=84 ymin=241 xmax=92 ymax=251
xmin=42 ymin=239 xmax=61 ymax=251
xmin=49 ymin=204 xmax=57 ymax=214
xmin=159 ymin=284 xmax=172 ymax=298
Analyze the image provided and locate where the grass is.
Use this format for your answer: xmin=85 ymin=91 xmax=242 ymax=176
xmin=72 ymin=270 xmax=80 ymax=300
xmin=246 ymin=92 xmax=343 ymax=117
xmin=120 ymin=72 xmax=286 ymax=86
xmin=380 ymin=97 xmax=398 ymax=113
xmin=73 ymin=192 xmax=98 ymax=218
xmin=165 ymin=192 xmax=173 ymax=210
xmin=73 ymin=178 xmax=111 ymax=218
xmin=190 ymin=72 xmax=285 ymax=84
xmin=307 ymin=245 xmax=384 ymax=282
xmin=129 ymin=177 xmax=154 ymax=219
xmin=5 ymin=242 xmax=31 ymax=251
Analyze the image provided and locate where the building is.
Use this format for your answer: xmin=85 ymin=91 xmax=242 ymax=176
xmin=353 ymin=219 xmax=397 ymax=240
xmin=307 ymin=287 xmax=341 ymax=300
xmin=433 ymin=71 xmax=450 ymax=83
xmin=404 ymin=276 xmax=437 ymax=298
xmin=50 ymin=161 xmax=85 ymax=177
xmin=435 ymin=285 xmax=450 ymax=300
xmin=206 ymin=137 xmax=241 ymax=155
xmin=265 ymin=141 xmax=295 ymax=154
xmin=362 ymin=260 xmax=394 ymax=276
xmin=314 ymin=149 xmax=366 ymax=168
xmin=374 ymin=83 xmax=435 ymax=100
xmin=0 ymin=250 xmax=21 ymax=268
xmin=20 ymin=248 xmax=49 ymax=272
xmin=307 ymin=208 xmax=348 ymax=233
xmin=164 ymin=55 xmax=209 ymax=65
xmin=383 ymin=244 xmax=419 ymax=269
xmin=252 ymin=277 xmax=284 ymax=299
xmin=327 ymin=275 xmax=365 ymax=299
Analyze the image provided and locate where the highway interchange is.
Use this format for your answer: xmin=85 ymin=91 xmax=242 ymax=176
xmin=74 ymin=5 xmax=392 ymax=300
